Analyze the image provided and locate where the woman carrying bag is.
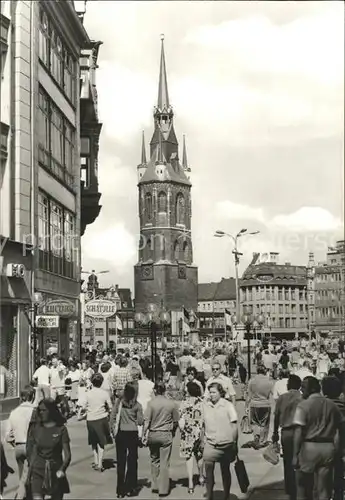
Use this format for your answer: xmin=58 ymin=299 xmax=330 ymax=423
xmin=110 ymin=382 xmax=143 ymax=498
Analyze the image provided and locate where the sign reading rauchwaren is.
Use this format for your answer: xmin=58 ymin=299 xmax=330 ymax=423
xmin=85 ymin=299 xmax=116 ymax=318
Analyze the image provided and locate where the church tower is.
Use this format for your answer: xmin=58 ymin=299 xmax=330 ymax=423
xmin=134 ymin=36 xmax=198 ymax=314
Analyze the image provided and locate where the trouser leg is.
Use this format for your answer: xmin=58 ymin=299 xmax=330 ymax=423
xmin=116 ymin=432 xmax=127 ymax=495
xmin=204 ymin=461 xmax=215 ymax=500
xmin=158 ymin=439 xmax=172 ymax=495
xmin=281 ymin=429 xmax=296 ymax=500
xmin=149 ymin=443 xmax=160 ymax=492
xmin=125 ymin=432 xmax=138 ymax=491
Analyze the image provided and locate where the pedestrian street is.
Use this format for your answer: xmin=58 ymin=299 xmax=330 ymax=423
xmin=2 ymin=401 xmax=287 ymax=500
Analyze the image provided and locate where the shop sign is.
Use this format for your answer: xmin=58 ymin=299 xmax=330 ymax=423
xmin=85 ymin=299 xmax=116 ymax=318
xmin=42 ymin=299 xmax=76 ymax=317
xmin=36 ymin=315 xmax=59 ymax=328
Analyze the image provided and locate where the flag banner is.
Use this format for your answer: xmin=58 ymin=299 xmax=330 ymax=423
xmin=224 ymin=309 xmax=232 ymax=330
xmin=182 ymin=307 xmax=190 ymax=333
xmin=116 ymin=314 xmax=123 ymax=331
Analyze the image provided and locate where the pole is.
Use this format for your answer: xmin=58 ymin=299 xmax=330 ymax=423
xmin=105 ymin=317 xmax=109 ymax=351
xmin=246 ymin=325 xmax=251 ymax=379
xmin=151 ymin=321 xmax=157 ymax=382
xmin=234 ymin=247 xmax=240 ymax=320
xmin=212 ymin=302 xmax=215 ymax=347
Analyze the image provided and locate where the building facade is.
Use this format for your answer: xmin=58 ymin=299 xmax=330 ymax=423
xmin=197 ymin=278 xmax=236 ymax=340
xmin=0 ymin=0 xmax=96 ymax=416
xmin=81 ymin=276 xmax=135 ymax=347
xmin=314 ymin=240 xmax=345 ymax=338
xmin=134 ymin=37 xmax=198 ymax=319
xmin=79 ymin=40 xmax=102 ymax=235
xmin=240 ymin=253 xmax=309 ymax=339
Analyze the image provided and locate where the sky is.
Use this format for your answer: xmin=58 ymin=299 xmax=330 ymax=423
xmin=81 ymin=0 xmax=344 ymax=291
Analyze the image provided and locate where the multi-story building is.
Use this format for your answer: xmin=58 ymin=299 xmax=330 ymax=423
xmin=134 ymin=37 xmax=198 ymax=333
xmin=240 ymin=253 xmax=309 ymax=339
xmin=314 ymin=240 xmax=345 ymax=338
xmin=197 ymin=278 xmax=236 ymax=340
xmin=79 ymin=39 xmax=102 ymax=235
xmin=81 ymin=275 xmax=135 ymax=347
xmin=0 ymin=0 xmax=99 ymax=417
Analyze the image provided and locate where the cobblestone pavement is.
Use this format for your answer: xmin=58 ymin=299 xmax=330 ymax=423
xmin=2 ymin=400 xmax=287 ymax=500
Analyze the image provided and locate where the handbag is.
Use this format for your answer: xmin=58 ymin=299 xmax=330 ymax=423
xmin=234 ymin=456 xmax=250 ymax=493
xmin=263 ymin=443 xmax=280 ymax=465
xmin=112 ymin=400 xmax=123 ymax=437
xmin=240 ymin=415 xmax=252 ymax=435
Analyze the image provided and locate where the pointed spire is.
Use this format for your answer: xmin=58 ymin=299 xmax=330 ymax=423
xmin=157 ymin=34 xmax=169 ymax=110
xmin=141 ymin=131 xmax=147 ymax=164
xmin=182 ymin=135 xmax=188 ymax=169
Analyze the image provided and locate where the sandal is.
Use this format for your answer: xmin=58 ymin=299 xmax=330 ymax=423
xmin=188 ymin=488 xmax=194 ymax=494
xmin=199 ymin=476 xmax=205 ymax=486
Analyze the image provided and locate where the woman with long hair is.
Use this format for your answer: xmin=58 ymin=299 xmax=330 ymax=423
xmin=26 ymin=398 xmax=71 ymax=500
xmin=203 ymin=382 xmax=238 ymax=500
xmin=179 ymin=381 xmax=205 ymax=494
xmin=110 ymin=382 xmax=143 ymax=498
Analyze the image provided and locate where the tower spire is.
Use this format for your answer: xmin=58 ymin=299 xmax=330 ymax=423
xmin=141 ymin=130 xmax=147 ymax=164
xmin=182 ymin=135 xmax=188 ymax=170
xmin=157 ymin=34 xmax=169 ymax=111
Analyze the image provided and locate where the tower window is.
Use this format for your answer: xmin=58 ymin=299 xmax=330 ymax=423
xmin=176 ymin=193 xmax=185 ymax=224
xmin=174 ymin=240 xmax=180 ymax=261
xmin=158 ymin=191 xmax=167 ymax=212
xmin=183 ymin=241 xmax=189 ymax=262
xmin=145 ymin=193 xmax=153 ymax=220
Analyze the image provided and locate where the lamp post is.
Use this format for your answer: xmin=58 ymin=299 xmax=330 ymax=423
xmin=24 ymin=292 xmax=44 ymax=374
xmin=241 ymin=310 xmax=264 ymax=379
xmin=214 ymin=229 xmax=260 ymax=320
xmin=135 ymin=304 xmax=171 ymax=382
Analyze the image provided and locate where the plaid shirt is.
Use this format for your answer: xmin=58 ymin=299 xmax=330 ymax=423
xmin=112 ymin=367 xmax=132 ymax=392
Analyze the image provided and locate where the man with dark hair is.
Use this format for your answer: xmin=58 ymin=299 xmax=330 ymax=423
xmin=142 ymin=381 xmax=179 ymax=497
xmin=272 ymin=375 xmax=302 ymax=500
xmin=293 ymin=376 xmax=345 ymax=500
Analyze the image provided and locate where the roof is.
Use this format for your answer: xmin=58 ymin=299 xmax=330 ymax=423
xmin=241 ymin=262 xmax=307 ymax=286
xmin=138 ymin=145 xmax=191 ymax=186
xmin=198 ymin=278 xmax=236 ymax=301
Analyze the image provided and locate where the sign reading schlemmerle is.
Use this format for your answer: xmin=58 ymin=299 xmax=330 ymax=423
xmin=85 ymin=299 xmax=116 ymax=318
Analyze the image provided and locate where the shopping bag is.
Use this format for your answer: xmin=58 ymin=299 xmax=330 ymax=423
xmin=234 ymin=456 xmax=250 ymax=493
xmin=263 ymin=443 xmax=280 ymax=465
xmin=240 ymin=415 xmax=252 ymax=434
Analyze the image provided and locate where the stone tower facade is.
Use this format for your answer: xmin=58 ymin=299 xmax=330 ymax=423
xmin=134 ymin=37 xmax=198 ymax=314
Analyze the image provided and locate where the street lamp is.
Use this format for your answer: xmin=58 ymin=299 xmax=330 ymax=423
xmin=214 ymin=228 xmax=260 ymax=321
xmin=134 ymin=304 xmax=171 ymax=382
xmin=241 ymin=309 xmax=264 ymax=379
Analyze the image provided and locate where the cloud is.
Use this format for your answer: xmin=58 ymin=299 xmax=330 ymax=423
xmin=184 ymin=7 xmax=344 ymax=84
xmin=271 ymin=207 xmax=343 ymax=231
xmin=214 ymin=201 xmax=342 ymax=232
xmin=215 ymin=201 xmax=266 ymax=223
xmin=82 ymin=223 xmax=136 ymax=270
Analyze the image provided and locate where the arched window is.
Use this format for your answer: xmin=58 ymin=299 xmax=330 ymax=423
xmin=176 ymin=193 xmax=185 ymax=224
xmin=158 ymin=191 xmax=167 ymax=212
xmin=174 ymin=240 xmax=180 ymax=261
xmin=146 ymin=238 xmax=153 ymax=260
xmin=183 ymin=241 xmax=189 ymax=262
xmin=145 ymin=193 xmax=153 ymax=220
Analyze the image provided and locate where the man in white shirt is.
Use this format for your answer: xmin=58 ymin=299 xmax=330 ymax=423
xmin=137 ymin=368 xmax=154 ymax=413
xmin=32 ymin=358 xmax=51 ymax=402
xmin=6 ymin=386 xmax=36 ymax=479
xmin=204 ymin=362 xmax=236 ymax=405
xmin=272 ymin=369 xmax=289 ymax=400
xmin=294 ymin=360 xmax=314 ymax=381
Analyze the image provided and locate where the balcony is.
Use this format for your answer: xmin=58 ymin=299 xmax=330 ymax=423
xmin=80 ymin=181 xmax=101 ymax=235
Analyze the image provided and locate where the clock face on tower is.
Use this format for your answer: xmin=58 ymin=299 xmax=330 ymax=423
xmin=141 ymin=264 xmax=154 ymax=280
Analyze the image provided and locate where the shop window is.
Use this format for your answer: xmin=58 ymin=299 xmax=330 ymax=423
xmin=0 ymin=305 xmax=18 ymax=399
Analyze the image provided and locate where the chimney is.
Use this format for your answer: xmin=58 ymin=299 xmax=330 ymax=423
xmin=285 ymin=262 xmax=291 ymax=266
xmin=115 ymin=284 xmax=119 ymax=291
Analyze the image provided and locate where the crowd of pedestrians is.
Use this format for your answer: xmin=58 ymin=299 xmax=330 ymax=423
xmin=1 ymin=337 xmax=344 ymax=500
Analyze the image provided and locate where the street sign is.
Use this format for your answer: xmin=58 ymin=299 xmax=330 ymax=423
xmin=35 ymin=316 xmax=59 ymax=328
xmin=84 ymin=299 xmax=116 ymax=318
